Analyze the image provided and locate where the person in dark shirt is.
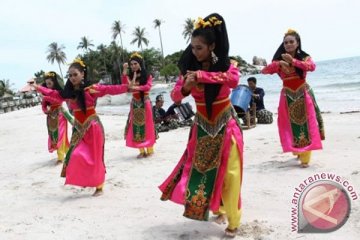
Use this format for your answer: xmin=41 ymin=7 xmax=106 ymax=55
xmin=247 ymin=77 xmax=273 ymax=124
xmin=165 ymin=100 xmax=181 ymax=119
xmin=153 ymin=94 xmax=166 ymax=124
xmin=247 ymin=77 xmax=265 ymax=110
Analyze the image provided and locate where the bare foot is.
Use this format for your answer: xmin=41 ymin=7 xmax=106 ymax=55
xmin=224 ymin=228 xmax=237 ymax=238
xmin=214 ymin=214 xmax=227 ymax=225
xmin=92 ymin=189 xmax=103 ymax=197
xmin=300 ymin=163 xmax=309 ymax=168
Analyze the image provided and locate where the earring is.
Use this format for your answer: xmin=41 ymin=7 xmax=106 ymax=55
xmin=211 ymin=51 xmax=218 ymax=64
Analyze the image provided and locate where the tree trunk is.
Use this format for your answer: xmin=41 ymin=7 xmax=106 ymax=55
xmin=120 ymin=34 xmax=124 ymax=62
xmin=158 ymin=27 xmax=164 ymax=67
xmin=57 ymin=62 xmax=64 ymax=80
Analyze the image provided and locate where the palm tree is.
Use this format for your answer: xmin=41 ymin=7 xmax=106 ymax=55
xmin=34 ymin=70 xmax=45 ymax=84
xmin=46 ymin=42 xmax=67 ymax=79
xmin=183 ymin=18 xmax=194 ymax=43
xmin=153 ymin=19 xmax=164 ymax=63
xmin=109 ymin=41 xmax=123 ymax=83
xmin=97 ymin=44 xmax=108 ymax=75
xmin=112 ymin=20 xmax=125 ymax=62
xmin=0 ymin=79 xmax=14 ymax=97
xmin=130 ymin=26 xmax=149 ymax=52
xmin=77 ymin=36 xmax=94 ymax=53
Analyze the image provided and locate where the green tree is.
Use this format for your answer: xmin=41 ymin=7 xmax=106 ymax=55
xmin=112 ymin=20 xmax=125 ymax=62
xmin=34 ymin=70 xmax=45 ymax=84
xmin=141 ymin=48 xmax=162 ymax=75
xmin=77 ymin=36 xmax=94 ymax=53
xmin=0 ymin=79 xmax=14 ymax=97
xmin=46 ymin=42 xmax=67 ymax=79
xmin=153 ymin=19 xmax=164 ymax=64
xmin=130 ymin=26 xmax=149 ymax=52
xmin=182 ymin=18 xmax=194 ymax=43
xmin=160 ymin=63 xmax=179 ymax=82
xmin=164 ymin=50 xmax=184 ymax=65
xmin=97 ymin=44 xmax=108 ymax=75
xmin=109 ymin=41 xmax=129 ymax=84
xmin=230 ymin=55 xmax=247 ymax=66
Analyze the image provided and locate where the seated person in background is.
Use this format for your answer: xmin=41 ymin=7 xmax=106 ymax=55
xmin=166 ymin=100 xmax=194 ymax=123
xmin=247 ymin=77 xmax=273 ymax=124
xmin=153 ymin=94 xmax=166 ymax=124
xmin=165 ymin=100 xmax=181 ymax=119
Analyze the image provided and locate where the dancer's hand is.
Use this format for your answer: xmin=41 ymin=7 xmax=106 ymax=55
xmin=123 ymin=62 xmax=128 ymax=69
xmin=122 ymin=63 xmax=128 ymax=75
xmin=281 ymin=53 xmax=293 ymax=64
xmin=279 ymin=60 xmax=290 ymax=68
xmin=183 ymin=71 xmax=197 ymax=93
xmin=29 ymin=80 xmax=38 ymax=89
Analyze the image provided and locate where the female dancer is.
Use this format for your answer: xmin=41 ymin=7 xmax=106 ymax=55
xmin=34 ymin=59 xmax=128 ymax=196
xmin=122 ymin=52 xmax=156 ymax=158
xmin=159 ymin=13 xmax=244 ymax=237
xmin=262 ymin=29 xmax=325 ymax=168
xmin=41 ymin=71 xmax=71 ymax=164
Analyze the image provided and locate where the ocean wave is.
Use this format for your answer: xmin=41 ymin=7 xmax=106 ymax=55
xmin=315 ymin=81 xmax=360 ymax=89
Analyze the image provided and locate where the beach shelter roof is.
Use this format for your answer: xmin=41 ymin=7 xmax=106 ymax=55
xmin=20 ymin=78 xmax=36 ymax=93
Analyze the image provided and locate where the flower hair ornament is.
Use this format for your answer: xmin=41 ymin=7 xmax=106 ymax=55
xmin=44 ymin=72 xmax=56 ymax=78
xmin=71 ymin=58 xmax=86 ymax=68
xmin=194 ymin=16 xmax=222 ymax=30
xmin=284 ymin=28 xmax=298 ymax=36
xmin=130 ymin=52 xmax=143 ymax=59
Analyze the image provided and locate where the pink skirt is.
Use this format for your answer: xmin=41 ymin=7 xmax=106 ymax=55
xmin=125 ymin=99 xmax=156 ymax=148
xmin=277 ymin=89 xmax=322 ymax=152
xmin=65 ymin=121 xmax=105 ymax=187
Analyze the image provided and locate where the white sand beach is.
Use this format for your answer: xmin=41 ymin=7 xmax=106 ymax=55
xmin=0 ymin=106 xmax=359 ymax=240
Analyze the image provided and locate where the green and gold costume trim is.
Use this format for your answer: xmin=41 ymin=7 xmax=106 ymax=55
xmin=125 ymin=97 xmax=149 ymax=142
xmin=183 ymin=126 xmax=225 ymax=220
xmin=194 ymin=98 xmax=232 ymax=138
xmin=285 ymin=83 xmax=325 ymax=147
xmin=61 ymin=114 xmax=103 ymax=177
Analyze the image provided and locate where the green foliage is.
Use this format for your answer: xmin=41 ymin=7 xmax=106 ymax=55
xmin=164 ymin=50 xmax=183 ymax=65
xmin=160 ymin=63 xmax=179 ymax=77
xmin=0 ymin=79 xmax=14 ymax=97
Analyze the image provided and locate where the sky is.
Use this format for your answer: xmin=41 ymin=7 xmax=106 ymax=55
xmin=1 ymin=0 xmax=359 ymax=89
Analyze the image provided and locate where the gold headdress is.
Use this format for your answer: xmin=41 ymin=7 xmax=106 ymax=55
xmin=284 ymin=28 xmax=298 ymax=36
xmin=71 ymin=58 xmax=86 ymax=67
xmin=130 ymin=52 xmax=143 ymax=59
xmin=44 ymin=72 xmax=56 ymax=78
xmin=194 ymin=16 xmax=222 ymax=30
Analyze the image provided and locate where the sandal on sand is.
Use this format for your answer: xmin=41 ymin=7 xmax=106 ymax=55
xmin=225 ymin=228 xmax=238 ymax=238
xmin=300 ymin=163 xmax=309 ymax=168
xmin=214 ymin=214 xmax=227 ymax=225
xmin=137 ymin=153 xmax=147 ymax=159
xmin=92 ymin=189 xmax=103 ymax=197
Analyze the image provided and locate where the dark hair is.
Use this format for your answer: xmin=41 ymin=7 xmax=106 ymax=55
xmin=247 ymin=77 xmax=257 ymax=84
xmin=60 ymin=62 xmax=90 ymax=113
xmin=156 ymin=94 xmax=164 ymax=102
xmin=42 ymin=71 xmax=63 ymax=107
xmin=178 ymin=13 xmax=230 ymax=119
xmin=42 ymin=71 xmax=63 ymax=91
xmin=272 ymin=31 xmax=310 ymax=78
xmin=128 ymin=56 xmax=148 ymax=102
